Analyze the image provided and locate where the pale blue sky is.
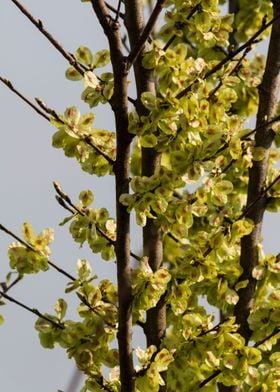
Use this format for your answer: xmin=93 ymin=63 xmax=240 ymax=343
xmin=0 ymin=2 xmax=279 ymax=391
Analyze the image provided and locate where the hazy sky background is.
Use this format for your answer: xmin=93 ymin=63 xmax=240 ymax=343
xmin=0 ymin=1 xmax=279 ymax=391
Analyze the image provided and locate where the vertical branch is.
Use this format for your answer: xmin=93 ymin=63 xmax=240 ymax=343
xmin=124 ymin=0 xmax=165 ymax=371
xmin=90 ymin=2 xmax=133 ymax=391
xmin=234 ymin=0 xmax=280 ymax=343
xmin=228 ymin=0 xmax=239 ymax=49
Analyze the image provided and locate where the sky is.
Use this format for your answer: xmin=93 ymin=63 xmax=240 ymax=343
xmin=0 ymin=1 xmax=279 ymax=392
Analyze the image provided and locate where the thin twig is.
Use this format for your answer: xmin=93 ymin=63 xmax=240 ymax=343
xmin=105 ymin=1 xmax=125 ymax=19
xmin=199 ymin=370 xmax=221 ymax=388
xmin=53 ymin=182 xmax=141 ymax=261
xmin=254 ymin=326 xmax=280 ymax=347
xmin=239 ymin=173 xmax=280 ymax=219
xmin=0 ymin=274 xmax=23 ymax=295
xmin=0 ymin=223 xmax=76 ymax=281
xmin=0 ymin=77 xmax=49 ymax=121
xmin=0 ymin=289 xmax=64 ymax=329
xmin=114 ymin=0 xmax=122 ymax=22
xmin=203 ymin=113 xmax=280 ymax=163
xmin=177 ymin=12 xmax=280 ymax=99
xmin=163 ymin=3 xmax=201 ymax=51
xmin=10 ymin=0 xmax=86 ymax=75
xmin=126 ymin=0 xmax=167 ymax=68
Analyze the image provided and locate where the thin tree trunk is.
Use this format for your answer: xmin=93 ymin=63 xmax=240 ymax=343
xmin=234 ymin=0 xmax=280 ymax=344
xmin=91 ymin=2 xmax=134 ymax=390
xmin=124 ymin=1 xmax=166 ymax=390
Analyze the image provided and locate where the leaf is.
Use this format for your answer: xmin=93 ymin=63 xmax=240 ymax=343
xmin=253 ymin=146 xmax=267 ymax=161
xmin=141 ymin=92 xmax=157 ymax=110
xmin=75 ymin=46 xmax=93 ymax=66
xmin=84 ymin=71 xmax=99 ymax=89
xmin=54 ymin=298 xmax=67 ymax=321
xmin=0 ymin=314 xmax=4 ymax=326
xmin=77 ymin=259 xmax=92 ymax=280
xmin=92 ymin=49 xmax=110 ymax=68
xmin=79 ymin=190 xmax=94 ymax=207
xmin=22 ymin=222 xmax=36 ymax=244
xmin=65 ymin=66 xmax=83 ymax=81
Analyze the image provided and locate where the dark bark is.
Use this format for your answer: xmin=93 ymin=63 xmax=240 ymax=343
xmin=124 ymin=0 xmax=166 ymax=352
xmin=234 ymin=0 xmax=280 ymax=344
xmin=91 ymin=2 xmax=134 ymax=391
xmin=124 ymin=2 xmax=166 ymax=390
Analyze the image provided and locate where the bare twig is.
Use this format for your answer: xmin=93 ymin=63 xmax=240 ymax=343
xmin=105 ymin=1 xmax=125 ymax=19
xmin=0 ymin=274 xmax=23 ymax=295
xmin=114 ymin=0 xmax=123 ymax=22
xmin=0 ymin=77 xmax=49 ymax=121
xmin=10 ymin=0 xmax=86 ymax=75
xmin=0 ymin=289 xmax=64 ymax=329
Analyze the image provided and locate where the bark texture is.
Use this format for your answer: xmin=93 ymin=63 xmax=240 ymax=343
xmin=91 ymin=2 xmax=134 ymax=390
xmin=234 ymin=0 xmax=280 ymax=345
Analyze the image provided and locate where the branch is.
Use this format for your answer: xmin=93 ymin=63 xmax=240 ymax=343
xmin=105 ymin=2 xmax=125 ymax=19
xmin=0 ymin=77 xmax=49 ymax=121
xmin=234 ymin=0 xmax=280 ymax=343
xmin=36 ymin=98 xmax=116 ymax=167
xmin=126 ymin=0 xmax=167 ymax=68
xmin=163 ymin=3 xmax=201 ymax=51
xmin=0 ymin=274 xmax=23 ymax=295
xmin=0 ymin=77 xmax=115 ymax=167
xmin=199 ymin=370 xmax=221 ymax=388
xmin=0 ymin=290 xmax=64 ymax=329
xmin=254 ymin=326 xmax=280 ymax=347
xmin=90 ymin=2 xmax=134 ymax=390
xmin=53 ymin=181 xmax=141 ymax=262
xmin=177 ymin=12 xmax=280 ymax=99
xmin=239 ymin=173 xmax=280 ymax=220
xmin=0 ymin=223 xmax=76 ymax=281
xmin=10 ymin=0 xmax=86 ymax=75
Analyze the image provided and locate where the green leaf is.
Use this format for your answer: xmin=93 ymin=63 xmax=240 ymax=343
xmin=75 ymin=46 xmax=93 ymax=66
xmin=65 ymin=66 xmax=83 ymax=81
xmin=141 ymin=92 xmax=157 ymax=110
xmin=92 ymin=49 xmax=110 ymax=68
xmin=79 ymin=190 xmax=94 ymax=207
xmin=54 ymin=298 xmax=67 ymax=321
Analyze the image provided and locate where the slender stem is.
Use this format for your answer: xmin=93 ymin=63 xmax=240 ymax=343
xmin=105 ymin=1 xmax=125 ymax=19
xmin=199 ymin=370 xmax=221 ymax=388
xmin=0 ymin=77 xmax=50 ymax=120
xmin=0 ymin=290 xmax=64 ymax=329
xmin=254 ymin=326 xmax=280 ymax=347
xmin=0 ymin=223 xmax=76 ymax=281
xmin=10 ymin=0 xmax=85 ymax=75
xmin=53 ymin=182 xmax=141 ymax=261
xmin=0 ymin=274 xmax=23 ymax=294
xmin=163 ymin=3 xmax=201 ymax=51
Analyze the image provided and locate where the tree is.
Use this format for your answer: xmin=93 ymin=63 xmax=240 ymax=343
xmin=1 ymin=0 xmax=280 ymax=391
